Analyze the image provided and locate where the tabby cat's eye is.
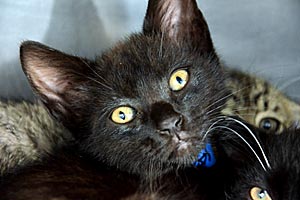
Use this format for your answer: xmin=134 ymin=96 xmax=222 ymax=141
xmin=111 ymin=106 xmax=136 ymax=124
xmin=259 ymin=118 xmax=280 ymax=133
xmin=169 ymin=69 xmax=189 ymax=91
xmin=250 ymin=187 xmax=272 ymax=200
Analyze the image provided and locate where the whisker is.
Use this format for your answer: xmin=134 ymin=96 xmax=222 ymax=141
xmin=201 ymin=115 xmax=272 ymax=170
xmin=250 ymin=63 xmax=297 ymax=75
xmin=206 ymin=104 xmax=226 ymax=115
xmin=223 ymin=106 xmax=259 ymax=112
xmin=279 ymin=76 xmax=300 ymax=91
xmin=72 ymin=71 xmax=113 ymax=91
xmin=201 ymin=116 xmax=227 ymax=142
xmin=159 ymin=32 xmax=164 ymax=59
xmin=213 ymin=125 xmax=268 ymax=172
xmin=222 ymin=117 xmax=271 ymax=170
xmin=79 ymin=58 xmax=113 ymax=90
xmin=203 ymin=84 xmax=253 ymax=113
xmin=231 ymin=113 xmax=256 ymax=117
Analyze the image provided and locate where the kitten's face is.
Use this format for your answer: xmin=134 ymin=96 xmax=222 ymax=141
xmin=20 ymin=0 xmax=227 ymax=176
xmin=86 ymin=35 xmax=226 ymax=175
xmin=218 ymin=122 xmax=300 ymax=200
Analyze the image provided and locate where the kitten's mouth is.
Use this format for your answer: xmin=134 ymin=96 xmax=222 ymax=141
xmin=175 ymin=140 xmax=193 ymax=156
xmin=170 ymin=131 xmax=201 ymax=157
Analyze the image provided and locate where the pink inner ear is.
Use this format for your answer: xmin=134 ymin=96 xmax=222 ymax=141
xmin=29 ymin=65 xmax=69 ymax=103
xmin=163 ymin=0 xmax=206 ymax=42
xmin=144 ymin=0 xmax=213 ymax=52
xmin=160 ymin=0 xmax=182 ymax=38
xmin=20 ymin=41 xmax=91 ymax=124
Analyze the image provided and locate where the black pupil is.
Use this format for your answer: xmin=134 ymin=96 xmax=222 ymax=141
xmin=258 ymin=189 xmax=266 ymax=198
xmin=119 ymin=111 xmax=126 ymax=120
xmin=263 ymin=120 xmax=271 ymax=130
xmin=176 ymin=76 xmax=183 ymax=84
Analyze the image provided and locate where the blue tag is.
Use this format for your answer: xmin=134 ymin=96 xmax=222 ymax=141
xmin=193 ymin=143 xmax=216 ymax=168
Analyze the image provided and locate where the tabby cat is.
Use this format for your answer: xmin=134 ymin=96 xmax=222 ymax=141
xmin=0 ymin=101 xmax=72 ymax=174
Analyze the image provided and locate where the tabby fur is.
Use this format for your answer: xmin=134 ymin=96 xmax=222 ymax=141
xmin=223 ymin=69 xmax=300 ymax=133
xmin=0 ymin=101 xmax=72 ymax=174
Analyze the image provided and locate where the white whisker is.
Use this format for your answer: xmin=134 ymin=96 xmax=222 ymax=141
xmin=204 ymin=84 xmax=253 ymax=113
xmin=73 ymin=71 xmax=113 ymax=91
xmin=223 ymin=117 xmax=271 ymax=170
xmin=206 ymin=104 xmax=226 ymax=115
xmin=212 ymin=125 xmax=268 ymax=172
xmin=279 ymin=76 xmax=300 ymax=91
xmin=79 ymin=58 xmax=113 ymax=91
xmin=201 ymin=116 xmax=227 ymax=142
xmin=201 ymin=115 xmax=272 ymax=171
xmin=159 ymin=32 xmax=164 ymax=58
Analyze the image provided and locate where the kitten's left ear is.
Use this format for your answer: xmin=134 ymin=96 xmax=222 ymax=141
xmin=20 ymin=41 xmax=94 ymax=131
xmin=143 ymin=0 xmax=213 ymax=52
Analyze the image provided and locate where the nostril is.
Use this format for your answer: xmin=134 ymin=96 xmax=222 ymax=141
xmin=159 ymin=129 xmax=171 ymax=135
xmin=175 ymin=115 xmax=184 ymax=128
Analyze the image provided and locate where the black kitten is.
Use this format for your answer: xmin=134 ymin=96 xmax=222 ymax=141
xmin=0 ymin=0 xmax=229 ymax=199
xmin=20 ymin=0 xmax=227 ymax=178
xmin=215 ymin=117 xmax=300 ymax=200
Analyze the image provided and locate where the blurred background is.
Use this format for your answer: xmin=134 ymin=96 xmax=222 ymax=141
xmin=0 ymin=0 xmax=299 ymax=101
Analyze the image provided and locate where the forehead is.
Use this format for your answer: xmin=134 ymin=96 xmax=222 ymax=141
xmin=96 ymin=34 xmax=194 ymax=95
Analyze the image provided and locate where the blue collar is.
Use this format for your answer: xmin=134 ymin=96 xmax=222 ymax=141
xmin=194 ymin=142 xmax=216 ymax=168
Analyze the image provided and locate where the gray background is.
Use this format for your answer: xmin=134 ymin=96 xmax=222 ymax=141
xmin=0 ymin=0 xmax=299 ymax=101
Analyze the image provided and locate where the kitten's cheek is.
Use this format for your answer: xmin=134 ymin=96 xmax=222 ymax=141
xmin=140 ymin=137 xmax=156 ymax=149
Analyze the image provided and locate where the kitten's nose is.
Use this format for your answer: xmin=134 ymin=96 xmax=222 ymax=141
xmin=151 ymin=102 xmax=184 ymax=135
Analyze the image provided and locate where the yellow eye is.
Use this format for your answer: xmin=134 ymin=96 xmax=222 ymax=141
xmin=250 ymin=187 xmax=272 ymax=200
xmin=111 ymin=106 xmax=136 ymax=124
xmin=169 ymin=69 xmax=189 ymax=91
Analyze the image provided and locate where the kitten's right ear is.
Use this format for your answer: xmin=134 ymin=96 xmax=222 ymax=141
xmin=20 ymin=41 xmax=94 ymax=130
xmin=143 ymin=0 xmax=213 ymax=52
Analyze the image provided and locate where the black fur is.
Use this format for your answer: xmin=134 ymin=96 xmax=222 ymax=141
xmin=19 ymin=0 xmax=228 ymax=178
xmin=215 ymin=118 xmax=300 ymax=200
xmin=0 ymin=148 xmax=227 ymax=200
xmin=0 ymin=0 xmax=229 ymax=199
